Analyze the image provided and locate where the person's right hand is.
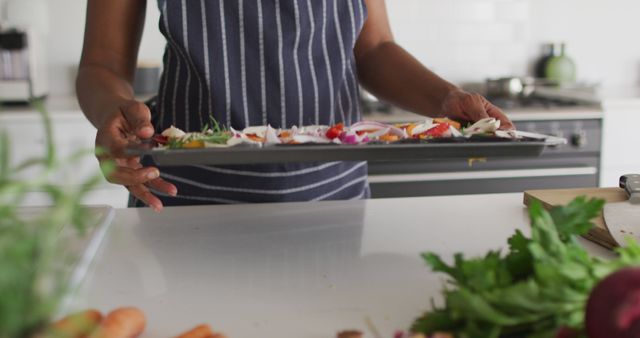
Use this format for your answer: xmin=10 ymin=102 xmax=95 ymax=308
xmin=96 ymin=101 xmax=177 ymax=212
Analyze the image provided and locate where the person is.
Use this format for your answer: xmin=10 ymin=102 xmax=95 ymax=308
xmin=77 ymin=0 xmax=514 ymax=211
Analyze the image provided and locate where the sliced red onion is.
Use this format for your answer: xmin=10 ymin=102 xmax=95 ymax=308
xmin=340 ymin=133 xmax=359 ymax=145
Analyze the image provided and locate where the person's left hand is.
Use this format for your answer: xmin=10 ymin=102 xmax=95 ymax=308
xmin=440 ymin=89 xmax=515 ymax=130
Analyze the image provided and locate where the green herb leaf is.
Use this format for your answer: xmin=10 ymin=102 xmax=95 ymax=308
xmin=412 ymin=197 xmax=640 ymax=337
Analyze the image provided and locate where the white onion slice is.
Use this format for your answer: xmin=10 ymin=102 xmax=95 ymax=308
xmin=264 ymin=125 xmax=281 ymax=145
xmin=449 ymin=125 xmax=463 ymax=137
xmin=464 ymin=118 xmax=501 ymax=136
xmin=410 ymin=120 xmax=437 ymax=136
xmin=243 ymin=126 xmax=268 ymax=138
xmin=161 ymin=125 xmax=186 ymax=138
xmin=292 ymin=135 xmax=333 ymax=144
xmin=351 ymin=121 xmax=407 ymax=138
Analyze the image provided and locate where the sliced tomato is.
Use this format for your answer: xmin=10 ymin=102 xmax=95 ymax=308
xmin=434 ymin=118 xmax=462 ymax=130
xmin=246 ymin=134 xmax=265 ymax=142
xmin=423 ymin=123 xmax=450 ymax=138
xmin=153 ymin=135 xmax=169 ymax=145
xmin=326 ymin=123 xmax=344 ymax=139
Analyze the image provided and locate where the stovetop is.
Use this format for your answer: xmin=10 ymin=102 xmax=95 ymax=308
xmin=487 ymin=95 xmax=585 ymax=110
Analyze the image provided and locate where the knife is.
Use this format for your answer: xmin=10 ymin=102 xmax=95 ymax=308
xmin=604 ymin=174 xmax=640 ymax=246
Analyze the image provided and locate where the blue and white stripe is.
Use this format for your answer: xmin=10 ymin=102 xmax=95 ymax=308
xmin=143 ymin=0 xmax=370 ymax=206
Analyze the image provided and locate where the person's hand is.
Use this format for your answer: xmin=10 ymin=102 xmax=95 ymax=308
xmin=95 ymin=100 xmax=177 ymax=211
xmin=440 ymin=89 xmax=515 ymax=130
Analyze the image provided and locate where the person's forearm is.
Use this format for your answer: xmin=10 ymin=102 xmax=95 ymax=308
xmin=356 ymin=41 xmax=458 ymax=117
xmin=76 ymin=65 xmax=137 ymax=129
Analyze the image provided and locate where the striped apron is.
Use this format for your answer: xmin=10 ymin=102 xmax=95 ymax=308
xmin=133 ymin=0 xmax=370 ymax=206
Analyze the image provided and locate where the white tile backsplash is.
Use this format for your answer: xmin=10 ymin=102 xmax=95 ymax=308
xmin=387 ymin=0 xmax=532 ymax=83
xmin=2 ymin=0 xmax=638 ymax=95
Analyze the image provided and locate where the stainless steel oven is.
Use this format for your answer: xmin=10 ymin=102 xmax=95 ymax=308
xmin=367 ymin=114 xmax=602 ymax=198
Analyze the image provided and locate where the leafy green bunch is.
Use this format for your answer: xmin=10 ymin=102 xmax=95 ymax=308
xmin=0 ymin=100 xmax=110 ymax=338
xmin=412 ymin=197 xmax=640 ymax=338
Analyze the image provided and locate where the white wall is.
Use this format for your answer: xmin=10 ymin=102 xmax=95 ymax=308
xmin=387 ymin=0 xmax=532 ymax=85
xmin=0 ymin=0 xmax=166 ymax=96
xmin=387 ymin=0 xmax=640 ymax=88
xmin=529 ymin=0 xmax=640 ymax=87
xmin=2 ymin=0 xmax=639 ymax=96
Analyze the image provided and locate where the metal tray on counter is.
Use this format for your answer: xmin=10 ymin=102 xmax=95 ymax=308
xmin=127 ymin=131 xmax=566 ymax=166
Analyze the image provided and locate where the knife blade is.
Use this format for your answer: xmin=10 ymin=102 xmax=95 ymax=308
xmin=605 ymin=174 xmax=640 ymax=246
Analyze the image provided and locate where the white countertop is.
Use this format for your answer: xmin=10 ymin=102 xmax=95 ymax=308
xmin=1 ymin=95 xmax=605 ymax=123
xmin=69 ymin=193 xmax=611 ymax=338
xmin=363 ymin=106 xmax=603 ymax=124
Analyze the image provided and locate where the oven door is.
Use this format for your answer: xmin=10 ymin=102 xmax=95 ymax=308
xmin=367 ymin=156 xmax=600 ymax=198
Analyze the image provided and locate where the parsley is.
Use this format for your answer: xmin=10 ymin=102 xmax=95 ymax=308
xmin=167 ymin=137 xmax=187 ymax=149
xmin=413 ymin=197 xmax=640 ymax=338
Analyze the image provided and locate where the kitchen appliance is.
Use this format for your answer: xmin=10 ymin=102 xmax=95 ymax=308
xmin=0 ymin=28 xmax=48 ymax=102
xmin=534 ymin=43 xmax=557 ymax=79
xmin=485 ymin=77 xmax=558 ymax=99
xmin=367 ymin=96 xmax=603 ymax=199
xmin=546 ymin=43 xmax=577 ymax=85
xmin=360 ymin=88 xmax=392 ymax=114
xmin=603 ymin=174 xmax=640 ymax=246
xmin=486 ymin=77 xmax=536 ymax=99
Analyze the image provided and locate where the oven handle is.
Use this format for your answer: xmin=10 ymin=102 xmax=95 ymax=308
xmin=368 ymin=167 xmax=598 ymax=184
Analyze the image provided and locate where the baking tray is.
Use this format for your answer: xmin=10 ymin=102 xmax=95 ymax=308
xmin=127 ymin=131 xmax=566 ymax=166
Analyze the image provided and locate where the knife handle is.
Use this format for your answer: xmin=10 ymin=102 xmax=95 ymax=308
xmin=620 ymin=174 xmax=640 ymax=204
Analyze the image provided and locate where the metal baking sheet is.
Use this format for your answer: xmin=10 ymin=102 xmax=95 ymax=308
xmin=127 ymin=132 xmax=566 ymax=166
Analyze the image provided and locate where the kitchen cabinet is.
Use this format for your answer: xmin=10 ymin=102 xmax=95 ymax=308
xmin=0 ymin=98 xmax=129 ymax=207
xmin=600 ymin=90 xmax=640 ymax=187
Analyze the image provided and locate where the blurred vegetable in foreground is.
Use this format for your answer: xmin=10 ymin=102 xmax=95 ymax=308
xmin=0 ymin=100 xmax=111 ymax=338
xmin=412 ymin=197 xmax=640 ymax=338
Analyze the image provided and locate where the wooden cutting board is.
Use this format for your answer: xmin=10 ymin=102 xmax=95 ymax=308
xmin=523 ymin=187 xmax=628 ymax=249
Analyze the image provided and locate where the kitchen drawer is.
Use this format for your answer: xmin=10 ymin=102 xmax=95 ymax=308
xmin=368 ymin=156 xmax=600 ymax=175
xmin=370 ymin=172 xmax=599 ymax=198
xmin=0 ymin=114 xmax=105 ymax=187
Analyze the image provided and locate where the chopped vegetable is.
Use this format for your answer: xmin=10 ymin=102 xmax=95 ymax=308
xmin=434 ymin=118 xmax=462 ymax=130
xmin=422 ymin=123 xmax=450 ymax=138
xmin=46 ymin=310 xmax=103 ymax=338
xmin=174 ymin=324 xmax=215 ymax=338
xmin=379 ymin=134 xmax=400 ymax=142
xmin=182 ymin=140 xmax=205 ymax=149
xmin=412 ymin=197 xmax=640 ymax=338
xmin=88 ymin=307 xmax=145 ymax=338
xmin=154 ymin=117 xmax=519 ymax=149
xmin=586 ymin=268 xmax=640 ymax=338
xmin=326 ymin=123 xmax=344 ymax=139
